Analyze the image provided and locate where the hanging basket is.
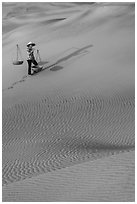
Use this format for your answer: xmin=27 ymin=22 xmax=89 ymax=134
xmin=13 ymin=60 xmax=24 ymax=65
xmin=13 ymin=44 xmax=24 ymax=66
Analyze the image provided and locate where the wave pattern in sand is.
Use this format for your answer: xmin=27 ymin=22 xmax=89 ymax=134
xmin=3 ymin=93 xmax=134 ymax=185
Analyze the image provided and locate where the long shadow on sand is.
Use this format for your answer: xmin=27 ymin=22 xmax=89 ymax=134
xmin=55 ymin=44 xmax=93 ymax=64
xmin=40 ymin=44 xmax=93 ymax=71
xmin=4 ymin=44 xmax=93 ymax=90
xmin=50 ymin=65 xmax=63 ymax=71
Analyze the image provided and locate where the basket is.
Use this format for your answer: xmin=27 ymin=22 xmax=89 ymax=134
xmin=13 ymin=60 xmax=24 ymax=65
xmin=13 ymin=44 xmax=24 ymax=66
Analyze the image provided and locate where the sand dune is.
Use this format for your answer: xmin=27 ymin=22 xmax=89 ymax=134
xmin=3 ymin=151 xmax=134 ymax=202
xmin=2 ymin=2 xmax=135 ymax=202
xmin=3 ymin=91 xmax=134 ymax=186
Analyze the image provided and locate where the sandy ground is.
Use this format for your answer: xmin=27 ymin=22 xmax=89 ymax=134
xmin=2 ymin=2 xmax=135 ymax=202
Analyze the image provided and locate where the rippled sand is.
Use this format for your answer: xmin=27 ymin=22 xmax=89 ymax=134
xmin=2 ymin=2 xmax=135 ymax=202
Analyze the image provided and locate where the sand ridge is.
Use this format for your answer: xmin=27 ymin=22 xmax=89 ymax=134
xmin=3 ymin=150 xmax=134 ymax=202
xmin=3 ymin=91 xmax=134 ymax=185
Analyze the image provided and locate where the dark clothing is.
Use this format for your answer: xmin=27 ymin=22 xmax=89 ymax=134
xmin=27 ymin=46 xmax=39 ymax=75
xmin=27 ymin=59 xmax=38 ymax=75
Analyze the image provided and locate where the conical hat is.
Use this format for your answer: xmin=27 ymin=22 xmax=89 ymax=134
xmin=27 ymin=42 xmax=36 ymax=47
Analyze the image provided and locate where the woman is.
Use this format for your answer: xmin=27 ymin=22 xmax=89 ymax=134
xmin=27 ymin=42 xmax=42 ymax=75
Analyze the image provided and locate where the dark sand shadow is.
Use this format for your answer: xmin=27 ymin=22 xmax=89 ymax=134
xmin=50 ymin=65 xmax=63 ymax=71
xmin=41 ymin=18 xmax=66 ymax=25
xmin=56 ymin=44 xmax=93 ymax=64
xmin=58 ymin=138 xmax=135 ymax=153
xmin=41 ymin=44 xmax=93 ymax=71
xmin=76 ymin=142 xmax=135 ymax=152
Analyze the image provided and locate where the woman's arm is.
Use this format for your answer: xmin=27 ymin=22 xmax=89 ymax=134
xmin=27 ymin=48 xmax=35 ymax=59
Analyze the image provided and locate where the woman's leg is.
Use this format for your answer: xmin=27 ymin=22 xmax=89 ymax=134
xmin=32 ymin=58 xmax=38 ymax=66
xmin=27 ymin=60 xmax=32 ymax=75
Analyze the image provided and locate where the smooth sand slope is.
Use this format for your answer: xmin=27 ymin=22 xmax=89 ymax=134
xmin=3 ymin=151 xmax=134 ymax=202
xmin=2 ymin=2 xmax=135 ymax=202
